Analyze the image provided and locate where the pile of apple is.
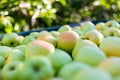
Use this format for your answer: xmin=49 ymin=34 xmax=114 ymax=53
xmin=0 ymin=20 xmax=120 ymax=80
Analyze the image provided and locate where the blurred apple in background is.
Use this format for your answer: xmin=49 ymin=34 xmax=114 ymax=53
xmin=83 ymin=30 xmax=104 ymax=46
xmin=58 ymin=31 xmax=79 ymax=54
xmin=25 ymin=40 xmax=55 ymax=58
xmin=58 ymin=25 xmax=72 ymax=33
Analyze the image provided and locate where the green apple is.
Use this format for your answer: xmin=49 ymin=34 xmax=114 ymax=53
xmin=2 ymin=61 xmax=24 ymax=80
xmin=112 ymin=76 xmax=120 ymax=80
xmin=37 ymin=31 xmax=57 ymax=47
xmin=25 ymin=40 xmax=55 ymax=58
xmin=2 ymin=32 xmax=20 ymax=47
xmin=105 ymin=20 xmax=120 ymax=29
xmin=0 ymin=46 xmax=12 ymax=58
xmin=83 ymin=30 xmax=104 ymax=46
xmin=50 ymin=31 xmax=60 ymax=39
xmin=58 ymin=25 xmax=72 ymax=33
xmin=20 ymin=57 xmax=54 ymax=80
xmin=99 ymin=36 xmax=120 ymax=57
xmin=103 ymin=27 xmax=120 ymax=37
xmin=47 ymin=49 xmax=72 ymax=75
xmin=58 ymin=62 xmax=90 ymax=80
xmin=47 ymin=77 xmax=64 ymax=80
xmin=14 ymin=45 xmax=26 ymax=52
xmin=21 ymin=35 xmax=35 ymax=45
xmin=18 ymin=35 xmax=24 ymax=44
xmin=95 ymin=22 xmax=107 ymax=33
xmin=57 ymin=31 xmax=79 ymax=53
xmin=74 ymin=46 xmax=106 ymax=67
xmin=72 ymin=26 xmax=80 ymax=30
xmin=73 ymin=68 xmax=111 ymax=80
xmin=72 ymin=40 xmax=98 ymax=59
xmin=29 ymin=32 xmax=39 ymax=39
xmin=80 ymin=21 xmax=95 ymax=34
xmin=0 ymin=56 xmax=5 ymax=69
xmin=6 ymin=49 xmax=25 ymax=64
xmin=99 ymin=57 xmax=120 ymax=77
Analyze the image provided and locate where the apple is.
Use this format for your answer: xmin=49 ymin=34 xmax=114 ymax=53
xmin=18 ymin=35 xmax=24 ymax=44
xmin=2 ymin=32 xmax=20 ymax=47
xmin=99 ymin=57 xmax=120 ymax=77
xmin=103 ymin=27 xmax=120 ymax=37
xmin=105 ymin=20 xmax=120 ymax=29
xmin=72 ymin=40 xmax=98 ymax=59
xmin=20 ymin=57 xmax=54 ymax=80
xmin=29 ymin=32 xmax=39 ymax=39
xmin=99 ymin=36 xmax=120 ymax=57
xmin=21 ymin=35 xmax=35 ymax=45
xmin=25 ymin=40 xmax=55 ymax=59
xmin=58 ymin=25 xmax=72 ymax=33
xmin=2 ymin=61 xmax=24 ymax=80
xmin=95 ymin=22 xmax=107 ymax=33
xmin=47 ymin=49 xmax=72 ymax=75
xmin=0 ymin=56 xmax=5 ymax=69
xmin=6 ymin=49 xmax=25 ymax=64
xmin=57 ymin=31 xmax=79 ymax=54
xmin=0 ymin=46 xmax=12 ymax=58
xmin=14 ymin=45 xmax=26 ymax=52
xmin=74 ymin=46 xmax=106 ymax=67
xmin=80 ymin=21 xmax=95 ymax=34
xmin=58 ymin=62 xmax=90 ymax=80
xmin=50 ymin=31 xmax=60 ymax=39
xmin=37 ymin=31 xmax=57 ymax=47
xmin=83 ymin=30 xmax=104 ymax=46
xmin=73 ymin=68 xmax=111 ymax=80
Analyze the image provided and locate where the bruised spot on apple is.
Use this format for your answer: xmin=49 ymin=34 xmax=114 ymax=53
xmin=57 ymin=31 xmax=79 ymax=54
xmin=25 ymin=40 xmax=55 ymax=58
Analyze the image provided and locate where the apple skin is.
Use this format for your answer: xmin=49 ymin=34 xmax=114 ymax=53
xmin=25 ymin=40 xmax=55 ymax=59
xmin=83 ymin=30 xmax=104 ymax=46
xmin=14 ymin=45 xmax=26 ymax=52
xmin=58 ymin=62 xmax=90 ymax=80
xmin=74 ymin=46 xmax=106 ymax=67
xmin=2 ymin=61 xmax=24 ymax=80
xmin=72 ymin=40 xmax=98 ymax=59
xmin=103 ymin=27 xmax=120 ymax=37
xmin=57 ymin=31 xmax=79 ymax=54
xmin=99 ymin=57 xmax=120 ymax=77
xmin=0 ymin=46 xmax=12 ymax=58
xmin=21 ymin=35 xmax=35 ymax=45
xmin=73 ymin=68 xmax=111 ymax=80
xmin=80 ymin=21 xmax=95 ymax=34
xmin=105 ymin=20 xmax=120 ymax=29
xmin=0 ymin=56 xmax=5 ymax=69
xmin=29 ymin=32 xmax=39 ymax=39
xmin=58 ymin=25 xmax=72 ymax=33
xmin=99 ymin=36 xmax=120 ymax=57
xmin=20 ymin=57 xmax=54 ymax=80
xmin=47 ymin=49 xmax=72 ymax=75
xmin=95 ymin=22 xmax=107 ymax=33
xmin=50 ymin=31 xmax=60 ymax=39
xmin=2 ymin=32 xmax=20 ymax=47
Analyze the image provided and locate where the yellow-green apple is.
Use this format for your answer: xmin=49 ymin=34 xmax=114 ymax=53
xmin=58 ymin=62 xmax=90 ymax=80
xmin=99 ymin=36 xmax=120 ymax=57
xmin=29 ymin=32 xmax=39 ymax=39
xmin=25 ymin=40 xmax=55 ymax=58
xmin=73 ymin=68 xmax=111 ymax=80
xmin=57 ymin=31 xmax=79 ymax=54
xmin=2 ymin=61 xmax=24 ymax=80
xmin=105 ymin=20 xmax=120 ymax=29
xmin=0 ymin=56 xmax=5 ymax=69
xmin=72 ymin=40 xmax=98 ymax=59
xmin=74 ymin=46 xmax=106 ymax=67
xmin=95 ymin=22 xmax=107 ymax=33
xmin=21 ymin=35 xmax=35 ymax=45
xmin=37 ymin=31 xmax=57 ymax=47
xmin=6 ymin=49 xmax=25 ymax=64
xmin=18 ymin=35 xmax=24 ymax=44
xmin=50 ymin=31 xmax=60 ymax=39
xmin=0 ymin=46 xmax=12 ymax=59
xmin=47 ymin=49 xmax=72 ymax=75
xmin=20 ymin=57 xmax=54 ymax=80
xmin=14 ymin=45 xmax=26 ymax=52
xmin=2 ymin=32 xmax=20 ymax=47
xmin=103 ymin=27 xmax=120 ymax=37
xmin=58 ymin=25 xmax=72 ymax=33
xmin=112 ymin=76 xmax=120 ymax=80
xmin=83 ymin=30 xmax=104 ymax=46
xmin=72 ymin=26 xmax=80 ymax=30
xmin=99 ymin=57 xmax=120 ymax=77
xmin=80 ymin=21 xmax=95 ymax=34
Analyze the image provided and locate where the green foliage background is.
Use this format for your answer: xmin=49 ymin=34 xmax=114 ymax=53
xmin=0 ymin=0 xmax=120 ymax=33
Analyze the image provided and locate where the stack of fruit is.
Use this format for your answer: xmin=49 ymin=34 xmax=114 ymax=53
xmin=0 ymin=20 xmax=120 ymax=80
